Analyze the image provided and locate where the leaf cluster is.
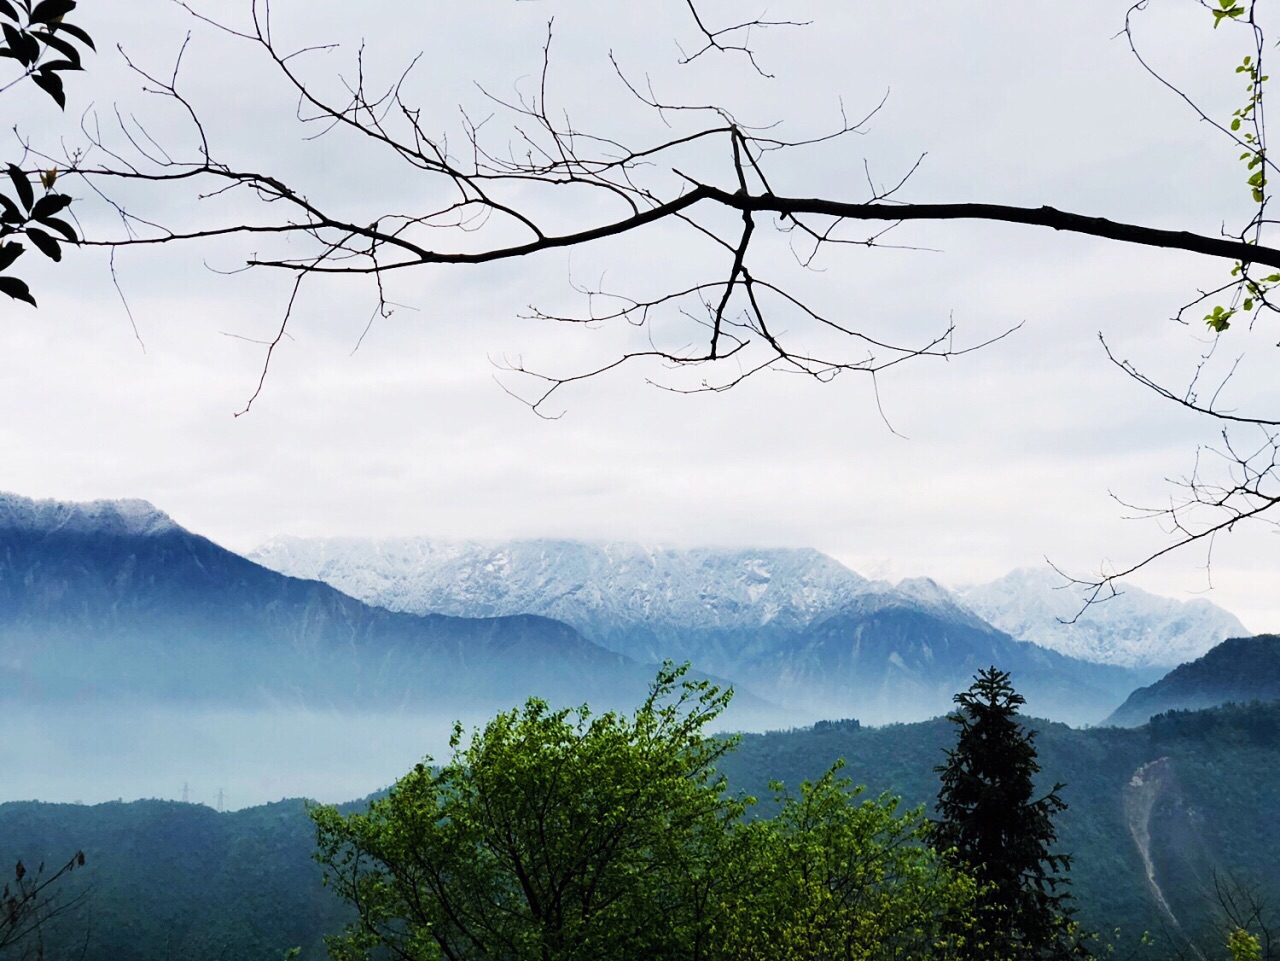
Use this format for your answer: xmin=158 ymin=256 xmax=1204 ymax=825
xmin=1196 ymin=4 xmax=1275 ymax=332
xmin=0 ymin=0 xmax=92 ymax=106
xmin=0 ymin=0 xmax=91 ymax=305
xmin=311 ymin=663 xmax=982 ymax=961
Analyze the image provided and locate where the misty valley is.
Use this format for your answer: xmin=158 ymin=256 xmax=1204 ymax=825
xmin=3 ymin=493 xmax=1279 ymax=961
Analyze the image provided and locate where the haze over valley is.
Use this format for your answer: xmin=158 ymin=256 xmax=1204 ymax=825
xmin=0 ymin=492 xmax=1257 ymax=809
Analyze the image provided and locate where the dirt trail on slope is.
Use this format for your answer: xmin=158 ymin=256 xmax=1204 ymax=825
xmin=1123 ymin=757 xmax=1204 ymax=959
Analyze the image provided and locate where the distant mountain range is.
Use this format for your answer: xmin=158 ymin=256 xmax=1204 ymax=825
xmin=249 ymin=534 xmax=1251 ymax=724
xmin=1 ymin=495 xmax=1276 ymax=961
xmin=1105 ymin=634 xmax=1280 ymax=726
xmin=0 ymin=494 xmax=701 ymax=722
xmin=251 ymin=538 xmax=1244 ymax=672
xmin=0 ymin=492 xmax=1255 ymax=738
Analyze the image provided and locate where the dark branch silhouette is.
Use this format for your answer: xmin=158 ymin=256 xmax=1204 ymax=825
xmin=15 ymin=0 xmax=1280 ymax=596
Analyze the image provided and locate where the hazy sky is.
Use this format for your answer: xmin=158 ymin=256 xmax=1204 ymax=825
xmin=4 ymin=1 xmax=1278 ymax=630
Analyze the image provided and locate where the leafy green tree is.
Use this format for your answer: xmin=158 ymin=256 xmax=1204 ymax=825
xmin=311 ymin=664 xmax=981 ymax=961
xmin=0 ymin=0 xmax=93 ymax=306
xmin=1230 ymin=928 xmax=1264 ymax=961
xmin=720 ymin=764 xmax=978 ymax=961
xmin=934 ymin=668 xmax=1082 ymax=961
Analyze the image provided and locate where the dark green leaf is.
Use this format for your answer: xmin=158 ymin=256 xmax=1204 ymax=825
xmin=0 ymin=275 xmax=36 ymax=306
xmin=36 ymin=57 xmax=76 ymax=71
xmin=0 ymin=241 xmax=23 ymax=271
xmin=52 ymin=20 xmax=91 ymax=49
xmin=1 ymin=22 xmax=32 ymax=65
xmin=24 ymin=226 xmax=59 ymax=261
xmin=0 ymin=193 xmax=21 ymax=223
xmin=40 ymin=215 xmax=74 ymax=241
xmin=7 ymin=165 xmax=32 ymax=212
xmin=30 ymin=67 xmax=64 ymax=107
xmin=31 ymin=29 xmax=79 ymax=66
xmin=30 ymin=192 xmax=70 ymax=219
xmin=28 ymin=0 xmax=74 ymax=25
xmin=0 ymin=1 xmax=19 ymax=22
xmin=19 ymin=26 xmax=39 ymax=64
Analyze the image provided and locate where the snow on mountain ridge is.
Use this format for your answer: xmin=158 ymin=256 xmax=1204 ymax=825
xmin=0 ymin=492 xmax=178 ymax=537
xmin=844 ymin=576 xmax=996 ymax=633
xmin=251 ymin=538 xmax=1249 ymax=674
xmin=249 ymin=536 xmax=871 ymax=637
xmin=954 ymin=567 xmax=1248 ymax=669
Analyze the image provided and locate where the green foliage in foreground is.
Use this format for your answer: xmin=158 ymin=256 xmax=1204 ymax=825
xmin=311 ymin=664 xmax=982 ymax=961
xmin=7 ymin=699 xmax=1280 ymax=961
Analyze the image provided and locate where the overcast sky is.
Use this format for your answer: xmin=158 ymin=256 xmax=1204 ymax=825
xmin=4 ymin=0 xmax=1279 ymax=631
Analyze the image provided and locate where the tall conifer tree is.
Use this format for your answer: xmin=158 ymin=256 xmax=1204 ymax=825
xmin=934 ymin=667 xmax=1082 ymax=960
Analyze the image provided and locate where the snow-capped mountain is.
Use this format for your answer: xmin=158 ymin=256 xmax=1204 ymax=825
xmin=954 ymin=567 xmax=1248 ymax=669
xmin=249 ymin=537 xmax=872 ymax=663
xmin=0 ymin=492 xmax=178 ymax=537
xmin=0 ymin=493 xmax=737 ymax=722
xmin=249 ymin=537 xmax=1165 ymax=724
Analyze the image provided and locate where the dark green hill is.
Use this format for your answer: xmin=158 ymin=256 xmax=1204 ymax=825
xmin=721 ymin=701 xmax=1280 ymax=957
xmin=7 ymin=701 xmax=1280 ymax=961
xmin=1105 ymin=634 xmax=1280 ymax=727
xmin=0 ymin=797 xmax=344 ymax=961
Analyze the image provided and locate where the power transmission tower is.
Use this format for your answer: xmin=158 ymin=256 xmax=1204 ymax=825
xmin=216 ymin=788 xmax=224 ymax=812
xmin=182 ymin=782 xmax=189 ymax=804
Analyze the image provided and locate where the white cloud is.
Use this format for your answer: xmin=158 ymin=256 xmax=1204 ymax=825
xmin=3 ymin=0 xmax=1276 ymax=631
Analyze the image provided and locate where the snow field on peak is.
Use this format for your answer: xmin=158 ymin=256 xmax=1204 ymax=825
xmin=0 ymin=492 xmax=178 ymax=537
xmin=955 ymin=568 xmax=1247 ymax=669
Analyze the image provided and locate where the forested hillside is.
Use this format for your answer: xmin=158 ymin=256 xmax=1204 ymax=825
xmin=1107 ymin=635 xmax=1280 ymax=726
xmin=6 ymin=702 xmax=1279 ymax=961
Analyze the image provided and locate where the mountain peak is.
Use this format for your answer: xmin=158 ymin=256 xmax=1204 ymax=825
xmin=0 ymin=493 xmax=179 ymax=538
xmin=248 ymin=536 xmax=870 ymax=636
xmin=954 ymin=567 xmax=1248 ymax=669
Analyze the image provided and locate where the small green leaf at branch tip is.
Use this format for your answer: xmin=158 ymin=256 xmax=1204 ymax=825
xmin=1205 ymin=305 xmax=1235 ymax=332
xmin=1212 ymin=4 xmax=1246 ymax=26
